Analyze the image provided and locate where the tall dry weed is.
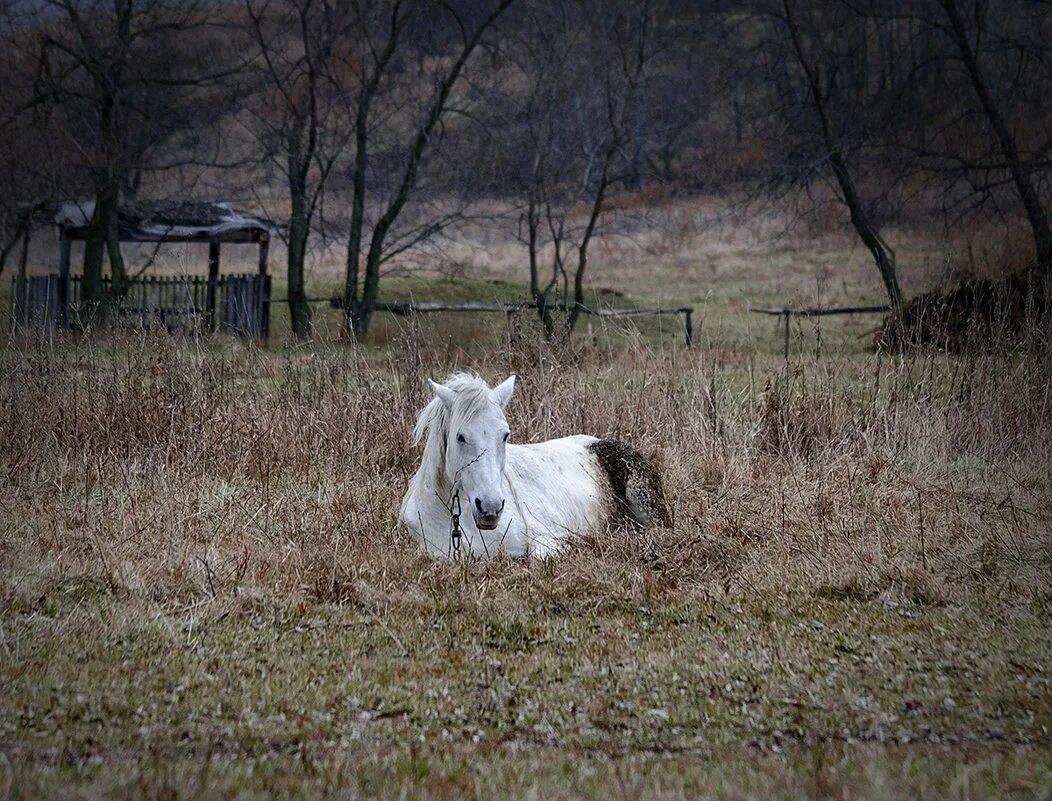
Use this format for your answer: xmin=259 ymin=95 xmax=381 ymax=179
xmin=1 ymin=330 xmax=1050 ymax=620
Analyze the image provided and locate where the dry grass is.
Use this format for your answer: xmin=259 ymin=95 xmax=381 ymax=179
xmin=1 ymin=313 xmax=1051 ymax=798
xmin=4 ymin=207 xmax=1052 ymax=797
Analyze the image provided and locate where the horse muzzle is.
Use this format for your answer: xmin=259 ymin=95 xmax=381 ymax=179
xmin=473 ymin=498 xmax=505 ymax=530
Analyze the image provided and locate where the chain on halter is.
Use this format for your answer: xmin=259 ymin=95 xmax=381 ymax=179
xmin=449 ymin=489 xmax=464 ymax=557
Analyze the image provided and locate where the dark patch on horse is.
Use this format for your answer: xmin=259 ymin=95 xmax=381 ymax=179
xmin=588 ymin=439 xmax=671 ymax=528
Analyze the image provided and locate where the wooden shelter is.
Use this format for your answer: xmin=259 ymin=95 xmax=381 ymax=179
xmin=15 ymin=200 xmax=274 ymax=337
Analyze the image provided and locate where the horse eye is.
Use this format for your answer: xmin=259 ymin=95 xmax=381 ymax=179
xmin=456 ymin=434 xmax=466 ymax=444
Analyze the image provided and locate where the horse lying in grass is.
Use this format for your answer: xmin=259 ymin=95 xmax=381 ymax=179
xmin=401 ymin=373 xmax=668 ymax=558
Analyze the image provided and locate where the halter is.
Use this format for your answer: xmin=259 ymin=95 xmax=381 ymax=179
xmin=448 ymin=488 xmax=464 ymax=556
xmin=442 ymin=460 xmax=531 ymax=558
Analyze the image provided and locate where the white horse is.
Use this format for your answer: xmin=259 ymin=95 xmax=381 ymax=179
xmin=401 ymin=373 xmax=668 ymax=558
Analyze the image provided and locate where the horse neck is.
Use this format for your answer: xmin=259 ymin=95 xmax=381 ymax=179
xmin=410 ymin=427 xmax=452 ymax=502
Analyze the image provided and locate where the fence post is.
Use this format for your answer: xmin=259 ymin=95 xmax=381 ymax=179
xmin=14 ymin=225 xmax=30 ymax=327
xmin=206 ymin=241 xmax=221 ymax=332
xmin=783 ymin=311 xmax=790 ymax=359
xmin=58 ymin=231 xmax=71 ymax=329
xmin=684 ymin=309 xmax=693 ymax=346
xmin=257 ymin=234 xmax=270 ymax=340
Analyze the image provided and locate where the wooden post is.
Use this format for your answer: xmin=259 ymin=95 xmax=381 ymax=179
xmin=58 ymin=231 xmax=71 ymax=329
xmin=684 ymin=309 xmax=693 ymax=346
xmin=257 ymin=233 xmax=270 ymax=340
xmin=206 ymin=240 xmax=220 ymax=332
xmin=15 ymin=225 xmax=30 ymax=327
xmin=504 ymin=308 xmax=516 ymax=349
xmin=257 ymin=233 xmax=269 ymax=276
xmin=783 ymin=311 xmax=790 ymax=359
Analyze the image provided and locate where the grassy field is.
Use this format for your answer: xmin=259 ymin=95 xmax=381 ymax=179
xmin=2 ymin=217 xmax=1051 ymax=799
xmin=8 ymin=196 xmax=972 ymax=351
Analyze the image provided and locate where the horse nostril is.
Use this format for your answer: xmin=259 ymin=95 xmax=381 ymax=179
xmin=474 ymin=497 xmax=483 ymax=511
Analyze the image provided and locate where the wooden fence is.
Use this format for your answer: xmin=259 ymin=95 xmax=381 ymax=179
xmin=749 ymin=304 xmax=890 ymax=357
xmin=11 ymin=273 xmax=270 ymax=338
xmin=223 ymin=274 xmax=271 ymax=337
xmin=11 ymin=274 xmax=62 ymax=331
xmin=332 ymin=300 xmax=696 ymax=345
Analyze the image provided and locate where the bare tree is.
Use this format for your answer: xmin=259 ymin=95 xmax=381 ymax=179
xmin=339 ymin=0 xmax=516 ymax=338
xmin=244 ymin=0 xmax=350 ymax=337
xmin=23 ymin=0 xmax=244 ymax=319
xmin=935 ymin=0 xmax=1051 ymax=269
xmin=845 ymin=1 xmax=1052 ymax=274
xmin=726 ymin=0 xmax=904 ymax=311
xmin=782 ymin=0 xmax=902 ymax=310
xmin=510 ymin=0 xmax=664 ymax=338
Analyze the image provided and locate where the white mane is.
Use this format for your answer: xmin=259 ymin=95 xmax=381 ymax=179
xmin=409 ymin=373 xmax=501 ymax=494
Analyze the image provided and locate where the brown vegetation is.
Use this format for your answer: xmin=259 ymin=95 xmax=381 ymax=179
xmin=880 ymin=268 xmax=1051 ymax=350
xmin=1 ymin=324 xmax=1050 ymax=797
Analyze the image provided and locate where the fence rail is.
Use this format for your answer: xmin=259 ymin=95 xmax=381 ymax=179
xmin=749 ymin=304 xmax=890 ymax=357
xmin=326 ymin=298 xmax=695 ymax=345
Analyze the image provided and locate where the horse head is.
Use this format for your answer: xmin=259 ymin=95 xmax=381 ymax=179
xmin=427 ymin=374 xmax=516 ymax=531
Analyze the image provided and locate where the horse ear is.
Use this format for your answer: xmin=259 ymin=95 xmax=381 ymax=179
xmin=428 ymin=379 xmax=457 ymax=409
xmin=492 ymin=374 xmax=516 ymax=409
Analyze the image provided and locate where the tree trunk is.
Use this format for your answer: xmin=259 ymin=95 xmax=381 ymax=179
xmin=782 ymin=0 xmax=903 ymax=312
xmin=345 ymin=0 xmax=516 ymax=339
xmin=566 ymin=147 xmax=615 ymax=333
xmin=341 ymin=3 xmax=411 ymax=338
xmin=106 ymin=199 xmax=128 ymax=300
xmin=81 ymin=192 xmax=112 ymax=319
xmin=354 ymin=217 xmax=390 ymax=337
xmin=828 ymin=151 xmax=902 ymax=311
xmin=287 ymin=199 xmax=312 ymax=338
xmin=15 ymin=223 xmax=30 ymax=322
xmin=343 ymin=109 xmax=368 ymax=335
xmin=526 ymin=190 xmax=555 ymax=339
xmin=940 ymin=0 xmax=1052 ymax=270
xmin=286 ymin=121 xmax=313 ymax=339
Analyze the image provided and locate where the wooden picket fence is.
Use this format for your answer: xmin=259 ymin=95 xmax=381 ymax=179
xmin=11 ymin=273 xmax=270 ymax=338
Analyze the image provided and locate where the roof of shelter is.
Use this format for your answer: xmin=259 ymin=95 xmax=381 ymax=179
xmin=41 ymin=200 xmax=274 ymax=243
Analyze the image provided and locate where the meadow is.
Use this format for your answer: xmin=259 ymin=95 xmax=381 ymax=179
xmin=2 ymin=210 xmax=1051 ymax=799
